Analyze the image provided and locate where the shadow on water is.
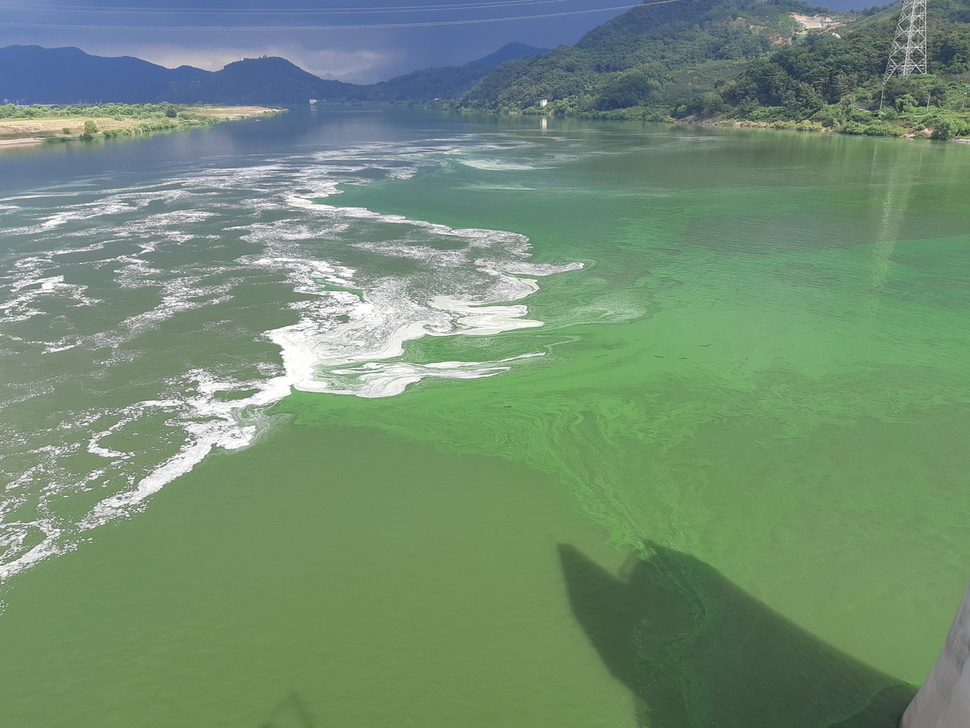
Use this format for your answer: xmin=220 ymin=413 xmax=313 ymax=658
xmin=258 ymin=691 xmax=317 ymax=728
xmin=558 ymin=542 xmax=916 ymax=728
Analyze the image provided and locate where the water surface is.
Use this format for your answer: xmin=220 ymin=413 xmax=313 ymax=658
xmin=1 ymin=110 xmax=969 ymax=726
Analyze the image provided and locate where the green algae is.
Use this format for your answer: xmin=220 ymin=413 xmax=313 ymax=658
xmin=277 ymin=123 xmax=970 ymax=683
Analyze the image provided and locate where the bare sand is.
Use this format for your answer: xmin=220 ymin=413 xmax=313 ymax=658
xmin=0 ymin=137 xmax=44 ymax=149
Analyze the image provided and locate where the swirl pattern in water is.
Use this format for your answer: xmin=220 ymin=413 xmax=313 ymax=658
xmin=0 ymin=139 xmax=580 ymax=579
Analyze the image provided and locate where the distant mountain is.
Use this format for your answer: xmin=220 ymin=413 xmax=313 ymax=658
xmin=162 ymin=56 xmax=356 ymax=105
xmin=0 ymin=42 xmax=548 ymax=106
xmin=350 ymin=42 xmax=550 ymax=102
xmin=0 ymin=45 xmax=207 ymax=104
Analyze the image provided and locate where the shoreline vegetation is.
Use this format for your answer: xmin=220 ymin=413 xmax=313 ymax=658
xmin=0 ymin=103 xmax=280 ymax=150
xmin=471 ymin=91 xmax=970 ymax=142
xmin=523 ymin=72 xmax=970 ymax=141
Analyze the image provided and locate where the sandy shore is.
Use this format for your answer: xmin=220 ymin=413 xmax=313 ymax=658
xmin=0 ymin=137 xmax=44 ymax=148
xmin=0 ymin=106 xmax=277 ymax=150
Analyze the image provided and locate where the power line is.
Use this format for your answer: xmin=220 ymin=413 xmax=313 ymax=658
xmin=3 ymin=0 xmax=673 ymax=30
xmin=0 ymin=0 xmax=572 ymax=15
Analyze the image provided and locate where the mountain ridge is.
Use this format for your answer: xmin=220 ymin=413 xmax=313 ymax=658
xmin=0 ymin=42 xmax=549 ymax=105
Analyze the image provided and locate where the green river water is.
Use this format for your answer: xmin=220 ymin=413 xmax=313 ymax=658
xmin=0 ymin=110 xmax=968 ymax=727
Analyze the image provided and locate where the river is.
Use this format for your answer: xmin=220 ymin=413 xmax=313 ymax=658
xmin=1 ymin=108 xmax=968 ymax=727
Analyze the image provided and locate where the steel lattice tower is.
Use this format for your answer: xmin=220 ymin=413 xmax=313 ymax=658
xmin=885 ymin=0 xmax=928 ymax=78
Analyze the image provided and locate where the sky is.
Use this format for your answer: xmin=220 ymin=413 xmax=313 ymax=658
xmin=1 ymin=0 xmax=891 ymax=84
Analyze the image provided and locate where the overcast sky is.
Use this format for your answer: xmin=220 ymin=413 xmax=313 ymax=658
xmin=2 ymin=0 xmax=893 ymax=83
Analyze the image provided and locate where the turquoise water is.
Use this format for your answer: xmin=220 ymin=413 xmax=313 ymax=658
xmin=1 ymin=110 xmax=969 ymax=726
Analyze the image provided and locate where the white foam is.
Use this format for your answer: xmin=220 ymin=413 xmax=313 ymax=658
xmin=502 ymin=261 xmax=585 ymax=276
xmin=0 ymin=274 xmax=99 ymax=322
xmin=431 ymin=298 xmax=543 ymax=335
xmin=322 ymin=352 xmax=544 ymax=398
xmin=49 ymin=241 xmax=110 ymax=256
xmin=80 ymin=370 xmax=290 ymax=530
xmin=354 ymin=241 xmax=466 ymax=266
xmin=285 ymin=185 xmax=342 ymax=208
xmin=461 ymin=159 xmax=545 ymax=171
xmin=0 ymin=521 xmax=69 ymax=582
xmin=80 ymin=427 xmax=219 ymax=528
xmin=39 ymin=201 xmax=147 ymax=230
xmin=238 ymin=201 xmax=573 ymax=398
xmin=86 ymin=417 xmax=137 ymax=460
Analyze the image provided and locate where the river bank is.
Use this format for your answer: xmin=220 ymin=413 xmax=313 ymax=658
xmin=0 ymin=105 xmax=279 ymax=150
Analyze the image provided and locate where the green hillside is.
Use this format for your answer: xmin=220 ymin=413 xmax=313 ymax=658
xmin=690 ymin=4 xmax=970 ymax=136
xmin=458 ymin=0 xmax=970 ymax=138
xmin=461 ymin=0 xmax=831 ymax=114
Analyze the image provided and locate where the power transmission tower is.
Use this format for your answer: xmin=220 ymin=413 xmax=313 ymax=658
xmin=885 ymin=0 xmax=928 ymax=79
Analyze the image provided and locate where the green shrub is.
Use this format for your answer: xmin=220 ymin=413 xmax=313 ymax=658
xmin=861 ymin=121 xmax=902 ymax=136
xmin=930 ymin=113 xmax=970 ymax=139
xmin=839 ymin=121 xmax=867 ymax=135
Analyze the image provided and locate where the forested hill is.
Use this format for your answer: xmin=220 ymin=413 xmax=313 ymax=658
xmin=688 ymin=0 xmax=970 ymax=131
xmin=462 ymin=0 xmax=830 ymax=113
xmin=459 ymin=0 xmax=970 ymax=137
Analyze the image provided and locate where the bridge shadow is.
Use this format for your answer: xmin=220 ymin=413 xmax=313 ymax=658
xmin=558 ymin=542 xmax=916 ymax=728
xmin=258 ymin=691 xmax=317 ymax=728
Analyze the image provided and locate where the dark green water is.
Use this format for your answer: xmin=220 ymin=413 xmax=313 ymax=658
xmin=1 ymin=111 xmax=968 ymax=726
